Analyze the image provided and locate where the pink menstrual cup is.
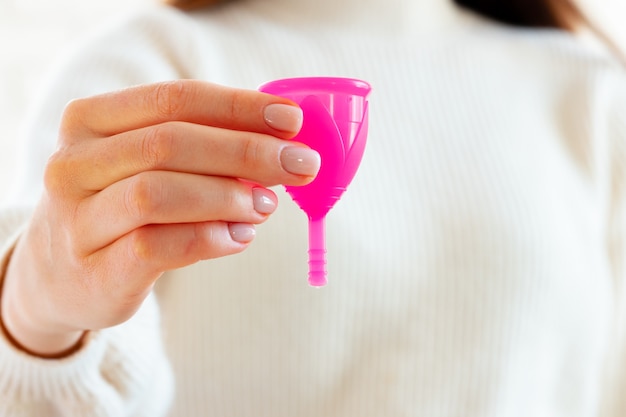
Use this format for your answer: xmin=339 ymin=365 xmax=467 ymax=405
xmin=259 ymin=77 xmax=371 ymax=286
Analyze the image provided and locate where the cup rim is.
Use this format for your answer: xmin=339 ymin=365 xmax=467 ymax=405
xmin=259 ymin=77 xmax=371 ymax=98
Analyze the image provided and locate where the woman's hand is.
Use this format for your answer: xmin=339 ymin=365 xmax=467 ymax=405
xmin=0 ymin=80 xmax=320 ymax=357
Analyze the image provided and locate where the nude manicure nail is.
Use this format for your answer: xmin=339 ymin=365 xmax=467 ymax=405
xmin=264 ymin=104 xmax=303 ymax=132
xmin=252 ymin=188 xmax=277 ymax=214
xmin=228 ymin=223 xmax=256 ymax=243
xmin=280 ymin=146 xmax=321 ymax=177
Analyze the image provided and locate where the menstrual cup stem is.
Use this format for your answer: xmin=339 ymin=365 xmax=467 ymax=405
xmin=308 ymin=216 xmax=327 ymax=287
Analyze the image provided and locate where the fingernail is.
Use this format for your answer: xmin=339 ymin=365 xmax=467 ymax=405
xmin=252 ymin=187 xmax=277 ymax=214
xmin=280 ymin=146 xmax=321 ymax=177
xmin=264 ymin=104 xmax=303 ymax=132
xmin=228 ymin=223 xmax=256 ymax=243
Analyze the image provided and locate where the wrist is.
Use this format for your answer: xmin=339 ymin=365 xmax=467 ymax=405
xmin=0 ymin=310 xmax=87 ymax=359
xmin=0 ymin=240 xmax=87 ymax=359
xmin=0 ymin=301 xmax=87 ymax=359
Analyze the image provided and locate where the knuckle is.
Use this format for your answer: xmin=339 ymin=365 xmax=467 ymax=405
xmin=191 ymin=223 xmax=219 ymax=260
xmin=124 ymin=174 xmax=160 ymax=221
xmin=224 ymin=88 xmax=246 ymax=123
xmin=219 ymin=184 xmax=238 ymax=208
xmin=222 ymin=185 xmax=250 ymax=215
xmin=59 ymin=98 xmax=87 ymax=138
xmin=226 ymin=89 xmax=239 ymax=119
xmin=128 ymin=228 xmax=154 ymax=263
xmin=179 ymin=223 xmax=208 ymax=262
xmin=238 ymin=135 xmax=263 ymax=169
xmin=152 ymin=80 xmax=188 ymax=119
xmin=141 ymin=123 xmax=176 ymax=169
xmin=191 ymin=222 xmax=241 ymax=261
xmin=43 ymin=150 xmax=72 ymax=194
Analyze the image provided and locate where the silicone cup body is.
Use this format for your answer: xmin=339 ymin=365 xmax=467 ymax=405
xmin=259 ymin=77 xmax=371 ymax=286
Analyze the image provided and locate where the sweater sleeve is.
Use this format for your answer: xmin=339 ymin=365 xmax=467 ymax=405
xmin=0 ymin=6 xmax=198 ymax=416
xmin=0 ymin=207 xmax=174 ymax=417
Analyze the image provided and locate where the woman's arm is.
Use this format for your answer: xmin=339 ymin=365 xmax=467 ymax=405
xmin=0 ymin=6 xmax=317 ymax=416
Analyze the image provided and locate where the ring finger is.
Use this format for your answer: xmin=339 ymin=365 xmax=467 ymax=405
xmin=75 ymin=170 xmax=276 ymax=253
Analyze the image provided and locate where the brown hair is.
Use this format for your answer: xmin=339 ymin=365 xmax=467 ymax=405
xmin=166 ymin=0 xmax=581 ymax=30
xmin=453 ymin=0 xmax=584 ymax=30
xmin=164 ymin=0 xmax=622 ymax=61
xmin=163 ymin=0 xmax=222 ymax=10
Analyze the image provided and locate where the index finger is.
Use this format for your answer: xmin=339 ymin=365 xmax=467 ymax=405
xmin=60 ymin=80 xmax=302 ymax=140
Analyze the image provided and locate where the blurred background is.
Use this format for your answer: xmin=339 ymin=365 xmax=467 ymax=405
xmin=0 ymin=0 xmax=152 ymax=199
xmin=0 ymin=0 xmax=625 ymax=199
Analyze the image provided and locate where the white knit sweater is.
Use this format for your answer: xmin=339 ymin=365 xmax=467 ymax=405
xmin=1 ymin=0 xmax=626 ymax=416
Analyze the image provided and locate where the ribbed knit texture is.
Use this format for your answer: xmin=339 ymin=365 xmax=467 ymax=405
xmin=1 ymin=1 xmax=626 ymax=416
xmin=0 ymin=206 xmax=174 ymax=417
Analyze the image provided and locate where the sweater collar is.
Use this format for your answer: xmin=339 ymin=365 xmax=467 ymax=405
xmin=243 ymin=0 xmax=469 ymax=39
